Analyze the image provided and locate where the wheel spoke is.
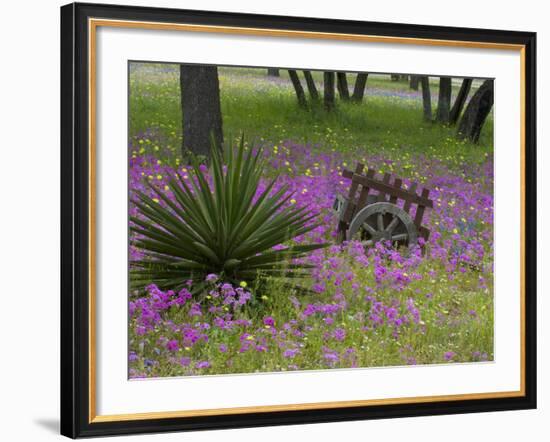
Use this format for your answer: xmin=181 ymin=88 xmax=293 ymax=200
xmin=385 ymin=215 xmax=400 ymax=233
xmin=362 ymin=222 xmax=376 ymax=235
xmin=391 ymin=233 xmax=408 ymax=242
xmin=377 ymin=213 xmax=384 ymax=231
xmin=348 ymin=202 xmax=418 ymax=248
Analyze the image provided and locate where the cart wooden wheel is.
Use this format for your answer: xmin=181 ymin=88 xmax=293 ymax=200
xmin=347 ymin=202 xmax=418 ymax=248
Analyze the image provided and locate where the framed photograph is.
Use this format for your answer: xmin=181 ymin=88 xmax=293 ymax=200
xmin=60 ymin=2 xmax=536 ymax=438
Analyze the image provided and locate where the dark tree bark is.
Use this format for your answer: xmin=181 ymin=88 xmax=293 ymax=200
xmin=288 ymin=70 xmax=307 ymax=108
xmin=391 ymin=74 xmax=408 ymax=82
xmin=420 ymin=76 xmax=432 ymax=121
xmin=267 ymin=68 xmax=280 ymax=77
xmin=351 ymin=73 xmax=368 ymax=102
xmin=303 ymin=70 xmax=319 ymax=101
xmin=436 ymin=77 xmax=452 ymax=123
xmin=457 ymin=79 xmax=494 ymax=143
xmin=180 ymin=64 xmax=223 ymax=158
xmin=449 ymin=78 xmax=473 ymax=125
xmin=323 ymin=71 xmax=336 ymax=111
xmin=336 ymin=72 xmax=350 ymax=101
xmin=410 ymin=75 xmax=419 ymax=91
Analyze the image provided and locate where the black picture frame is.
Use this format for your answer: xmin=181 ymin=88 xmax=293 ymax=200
xmin=61 ymin=2 xmax=537 ymax=438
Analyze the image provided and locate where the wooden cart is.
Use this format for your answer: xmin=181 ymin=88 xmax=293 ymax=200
xmin=333 ymin=163 xmax=434 ymax=248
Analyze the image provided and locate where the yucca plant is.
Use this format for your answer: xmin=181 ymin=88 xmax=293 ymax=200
xmin=130 ymin=137 xmax=328 ymax=295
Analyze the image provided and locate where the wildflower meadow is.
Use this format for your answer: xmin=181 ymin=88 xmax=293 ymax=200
xmin=128 ymin=64 xmax=494 ymax=378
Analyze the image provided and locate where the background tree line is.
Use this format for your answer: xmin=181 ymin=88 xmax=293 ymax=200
xmin=179 ymin=65 xmax=493 ymax=159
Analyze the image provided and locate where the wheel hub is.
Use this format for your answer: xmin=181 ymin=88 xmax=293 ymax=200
xmin=347 ymin=202 xmax=418 ymax=248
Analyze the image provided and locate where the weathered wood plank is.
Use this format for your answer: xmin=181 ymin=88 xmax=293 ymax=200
xmin=414 ymin=188 xmax=431 ymax=227
xmin=403 ymin=182 xmax=418 ymax=213
xmin=356 ymin=168 xmax=375 ymax=210
xmin=342 ymin=163 xmax=364 ymax=222
xmin=389 ymin=178 xmax=402 ymax=204
xmin=346 ymin=163 xmax=364 ymax=198
xmin=342 ymin=171 xmax=432 ymax=208
xmin=377 ymin=173 xmax=391 ymax=202
xmin=419 ymin=226 xmax=430 ymax=241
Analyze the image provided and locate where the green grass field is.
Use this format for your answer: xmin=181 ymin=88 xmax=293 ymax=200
xmin=130 ymin=64 xmax=492 ymax=170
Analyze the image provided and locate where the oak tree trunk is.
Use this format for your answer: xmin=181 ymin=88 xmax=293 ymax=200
xmin=180 ymin=64 xmax=223 ymax=158
xmin=324 ymin=71 xmax=336 ymax=111
xmin=420 ymin=76 xmax=432 ymax=121
xmin=288 ymin=70 xmax=307 ymax=108
xmin=410 ymin=75 xmax=419 ymax=90
xmin=436 ymin=77 xmax=452 ymax=123
xmin=336 ymin=72 xmax=350 ymax=101
xmin=449 ymin=78 xmax=473 ymax=125
xmin=352 ymin=73 xmax=368 ymax=102
xmin=303 ymin=70 xmax=319 ymax=101
xmin=457 ymin=79 xmax=494 ymax=143
xmin=267 ymin=68 xmax=280 ymax=77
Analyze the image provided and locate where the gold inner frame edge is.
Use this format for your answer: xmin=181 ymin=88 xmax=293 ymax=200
xmin=87 ymin=17 xmax=527 ymax=423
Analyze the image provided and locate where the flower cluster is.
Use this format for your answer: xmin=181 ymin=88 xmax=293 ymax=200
xmin=128 ymin=133 xmax=493 ymax=378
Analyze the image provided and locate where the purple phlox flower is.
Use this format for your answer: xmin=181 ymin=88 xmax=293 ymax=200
xmin=444 ymin=351 xmax=456 ymax=361
xmin=176 ymin=288 xmax=192 ymax=305
xmin=323 ymin=351 xmax=339 ymax=363
xmin=406 ymin=298 xmax=421 ymax=324
xmin=205 ymin=273 xmax=218 ymax=282
xmin=189 ymin=303 xmax=202 ymax=317
xmin=195 ymin=361 xmax=210 ymax=369
xmin=221 ymin=282 xmax=234 ymax=293
xmin=283 ymin=348 xmax=299 ymax=358
xmin=303 ymin=304 xmax=317 ymax=317
xmin=166 ymin=339 xmax=179 ymax=352
xmin=385 ymin=307 xmax=398 ymax=320
xmin=312 ymin=283 xmax=325 ymax=294
xmin=237 ymin=290 xmax=251 ymax=305
xmin=333 ymin=328 xmax=346 ymax=342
